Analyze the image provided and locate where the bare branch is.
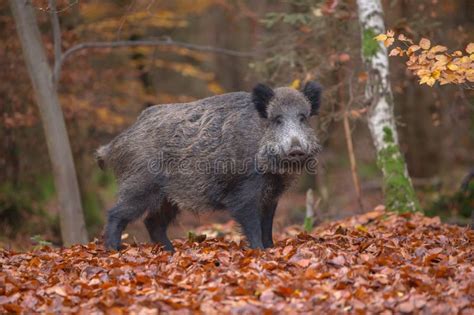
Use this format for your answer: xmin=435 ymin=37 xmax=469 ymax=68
xmin=54 ymin=38 xmax=257 ymax=85
xmin=49 ymin=0 xmax=61 ymax=88
xmin=343 ymin=112 xmax=364 ymax=213
xmin=340 ymin=69 xmax=364 ymax=213
xmin=32 ymin=0 xmax=79 ymax=14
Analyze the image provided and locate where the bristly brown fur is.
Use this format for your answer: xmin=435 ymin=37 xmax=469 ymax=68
xmin=97 ymin=82 xmax=323 ymax=251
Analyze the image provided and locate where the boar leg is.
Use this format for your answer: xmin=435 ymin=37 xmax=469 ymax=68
xmin=105 ymin=185 xmax=162 ymax=250
xmin=105 ymin=200 xmax=147 ymax=250
xmin=230 ymin=201 xmax=264 ymax=249
xmin=261 ymin=201 xmax=277 ymax=248
xmin=144 ymin=198 xmax=178 ymax=252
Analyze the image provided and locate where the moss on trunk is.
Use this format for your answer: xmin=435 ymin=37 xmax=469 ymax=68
xmin=362 ymin=27 xmax=380 ymax=58
xmin=378 ymin=127 xmax=420 ymax=213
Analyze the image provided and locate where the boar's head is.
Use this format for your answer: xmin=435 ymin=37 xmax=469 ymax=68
xmin=252 ymin=81 xmax=322 ymax=174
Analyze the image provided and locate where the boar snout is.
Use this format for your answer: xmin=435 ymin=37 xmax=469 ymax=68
xmin=287 ymin=137 xmax=306 ymax=159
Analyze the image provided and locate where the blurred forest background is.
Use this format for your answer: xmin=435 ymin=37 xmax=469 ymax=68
xmin=1 ymin=0 xmax=473 ymax=248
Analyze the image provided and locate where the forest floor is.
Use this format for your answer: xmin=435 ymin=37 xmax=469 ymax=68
xmin=1 ymin=209 xmax=473 ymax=314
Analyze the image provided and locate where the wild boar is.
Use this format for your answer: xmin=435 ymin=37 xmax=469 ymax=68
xmin=96 ymin=81 xmax=322 ymax=251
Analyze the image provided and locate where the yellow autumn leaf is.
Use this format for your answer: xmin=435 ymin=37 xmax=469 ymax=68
xmin=419 ymin=76 xmax=431 ymax=85
xmin=417 ymin=69 xmax=431 ymax=77
xmin=426 ymin=77 xmax=436 ymax=86
xmin=386 ymin=35 xmax=473 ymax=87
xmin=420 ymin=72 xmax=437 ymax=86
xmin=439 ymin=77 xmax=449 ymax=85
xmin=290 ymin=79 xmax=301 ymax=90
xmin=466 ymin=43 xmax=474 ymax=54
xmin=389 ymin=48 xmax=402 ymax=56
xmin=460 ymin=56 xmax=470 ymax=64
xmin=440 ymin=72 xmax=457 ymax=84
xmin=397 ymin=34 xmax=411 ymax=42
xmin=433 ymin=60 xmax=448 ymax=69
xmin=398 ymin=34 xmax=407 ymax=40
xmin=419 ymin=38 xmax=431 ymax=50
xmin=374 ymin=34 xmax=388 ymax=42
xmin=466 ymin=74 xmax=474 ymax=83
xmin=435 ymin=54 xmax=448 ymax=62
xmin=407 ymin=45 xmax=420 ymax=54
xmin=418 ymin=52 xmax=428 ymax=63
xmin=447 ymin=63 xmax=459 ymax=71
xmin=430 ymin=45 xmax=447 ymax=54
xmin=384 ymin=37 xmax=395 ymax=47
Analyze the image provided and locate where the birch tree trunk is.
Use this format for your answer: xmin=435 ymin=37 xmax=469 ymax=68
xmin=356 ymin=0 xmax=420 ymax=213
xmin=10 ymin=0 xmax=88 ymax=244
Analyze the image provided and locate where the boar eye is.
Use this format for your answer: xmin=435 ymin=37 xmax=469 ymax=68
xmin=299 ymin=114 xmax=307 ymax=123
xmin=274 ymin=115 xmax=283 ymax=125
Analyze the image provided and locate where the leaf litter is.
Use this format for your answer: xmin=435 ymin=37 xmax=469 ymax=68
xmin=1 ymin=209 xmax=473 ymax=314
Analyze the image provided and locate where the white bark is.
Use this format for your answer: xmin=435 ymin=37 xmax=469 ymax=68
xmin=356 ymin=0 xmax=398 ymax=151
xmin=10 ymin=0 xmax=88 ymax=244
xmin=356 ymin=0 xmax=419 ymax=212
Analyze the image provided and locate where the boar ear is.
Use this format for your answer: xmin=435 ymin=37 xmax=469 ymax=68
xmin=252 ymin=83 xmax=274 ymax=118
xmin=302 ymin=81 xmax=322 ymax=115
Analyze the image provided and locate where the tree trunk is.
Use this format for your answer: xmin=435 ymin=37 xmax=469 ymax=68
xmin=9 ymin=0 xmax=88 ymax=245
xmin=356 ymin=0 xmax=420 ymax=213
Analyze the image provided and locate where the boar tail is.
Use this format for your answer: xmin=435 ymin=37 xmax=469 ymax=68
xmin=95 ymin=144 xmax=110 ymax=170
